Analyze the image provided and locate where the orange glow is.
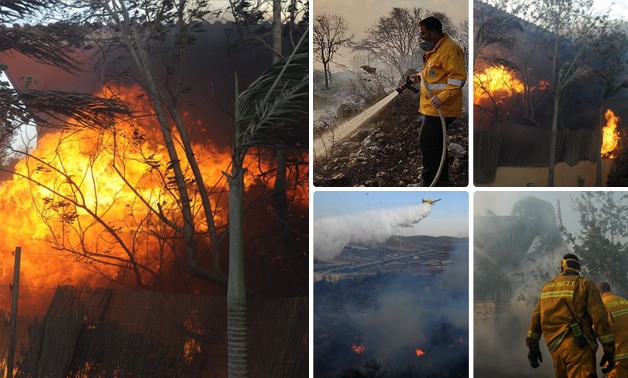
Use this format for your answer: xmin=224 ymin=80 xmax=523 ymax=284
xmin=474 ymin=66 xmax=524 ymax=105
xmin=351 ymin=343 xmax=366 ymax=354
xmin=415 ymin=348 xmax=426 ymax=357
xmin=601 ymin=109 xmax=620 ymax=159
xmin=0 ymin=84 xmax=306 ymax=313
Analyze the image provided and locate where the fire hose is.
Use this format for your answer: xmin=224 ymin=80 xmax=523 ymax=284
xmin=397 ymin=75 xmax=448 ymax=187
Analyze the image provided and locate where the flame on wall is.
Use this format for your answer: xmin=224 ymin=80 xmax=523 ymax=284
xmin=474 ymin=66 xmax=525 ymax=104
xmin=415 ymin=348 xmax=426 ymax=357
xmin=601 ymin=109 xmax=620 ymax=159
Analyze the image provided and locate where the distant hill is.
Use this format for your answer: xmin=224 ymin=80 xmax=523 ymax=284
xmin=386 ymin=234 xmax=468 ymax=247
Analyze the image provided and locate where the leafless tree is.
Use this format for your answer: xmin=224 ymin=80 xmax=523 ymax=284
xmin=352 ymin=7 xmax=460 ymax=81
xmin=313 ymin=13 xmax=352 ymax=89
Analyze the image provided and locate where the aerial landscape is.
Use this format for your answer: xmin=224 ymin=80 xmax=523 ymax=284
xmin=314 ymin=191 xmax=469 ymax=377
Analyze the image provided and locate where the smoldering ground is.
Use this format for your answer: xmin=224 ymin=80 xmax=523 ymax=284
xmin=314 ymin=241 xmax=468 ymax=377
xmin=314 ymin=204 xmax=433 ymax=261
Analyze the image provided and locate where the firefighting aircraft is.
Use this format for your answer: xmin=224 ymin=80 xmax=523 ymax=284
xmin=421 ymin=198 xmax=441 ymax=205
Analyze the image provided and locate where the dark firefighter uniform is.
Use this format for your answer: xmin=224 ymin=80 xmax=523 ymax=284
xmin=601 ymin=288 xmax=628 ymax=378
xmin=526 ymin=255 xmax=615 ymax=378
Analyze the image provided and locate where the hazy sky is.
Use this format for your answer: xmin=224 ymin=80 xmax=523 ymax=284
xmin=313 ymin=0 xmax=468 ymax=69
xmin=594 ymin=0 xmax=628 ymax=19
xmin=314 ymin=190 xmax=469 ymax=237
xmin=474 ymin=191 xmax=594 ymax=237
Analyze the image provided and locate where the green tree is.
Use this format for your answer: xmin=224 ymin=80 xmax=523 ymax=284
xmin=558 ymin=192 xmax=628 ymax=294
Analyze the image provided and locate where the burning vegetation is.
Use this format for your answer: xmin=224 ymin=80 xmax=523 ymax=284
xmin=314 ymin=238 xmax=469 ymax=377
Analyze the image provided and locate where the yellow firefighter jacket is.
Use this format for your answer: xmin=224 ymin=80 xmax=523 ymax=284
xmin=527 ymin=273 xmax=615 ymax=353
xmin=602 ymin=291 xmax=628 ymax=361
xmin=419 ymin=34 xmax=466 ymax=118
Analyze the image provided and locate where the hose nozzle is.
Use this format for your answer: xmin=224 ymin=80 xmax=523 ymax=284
xmin=396 ymin=76 xmax=419 ymax=94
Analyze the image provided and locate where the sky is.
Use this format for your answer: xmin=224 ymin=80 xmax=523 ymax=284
xmin=313 ymin=0 xmax=468 ymax=69
xmin=314 ymin=190 xmax=469 ymax=237
xmin=594 ymin=0 xmax=628 ymax=19
xmin=314 ymin=190 xmax=468 ymax=260
xmin=474 ymin=191 xmax=592 ymax=237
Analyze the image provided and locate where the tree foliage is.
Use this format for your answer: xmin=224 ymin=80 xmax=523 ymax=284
xmin=558 ymin=192 xmax=628 ymax=295
xmin=475 ymin=196 xmax=564 ymax=303
xmin=0 ymin=1 xmax=129 ymax=161
xmin=352 ymin=7 xmax=463 ymax=81
xmin=225 ymin=0 xmax=309 ymax=53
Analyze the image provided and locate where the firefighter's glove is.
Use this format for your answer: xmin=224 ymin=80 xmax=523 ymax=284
xmin=600 ymin=344 xmax=615 ymax=374
xmin=430 ymin=96 xmax=443 ymax=109
xmin=526 ymin=340 xmax=542 ymax=368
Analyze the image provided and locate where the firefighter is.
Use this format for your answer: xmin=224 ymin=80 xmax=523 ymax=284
xmin=598 ymin=282 xmax=628 ymax=378
xmin=412 ymin=16 xmax=466 ymax=187
xmin=526 ymin=253 xmax=616 ymax=377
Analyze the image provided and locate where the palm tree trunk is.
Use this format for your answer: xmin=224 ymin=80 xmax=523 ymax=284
xmin=227 ymin=155 xmax=247 ymax=378
xmin=596 ymin=104 xmax=604 ymax=186
xmin=547 ymin=94 xmax=560 ymax=186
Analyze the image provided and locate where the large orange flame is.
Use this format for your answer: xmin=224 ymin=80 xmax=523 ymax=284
xmin=474 ymin=66 xmax=524 ymax=105
xmin=601 ymin=109 xmax=620 ymax=159
xmin=0 ymin=84 xmax=306 ymax=313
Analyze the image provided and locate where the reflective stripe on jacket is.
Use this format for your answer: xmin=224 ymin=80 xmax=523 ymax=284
xmin=602 ymin=292 xmax=628 ymax=361
xmin=419 ymin=34 xmax=466 ymax=118
xmin=526 ymin=273 xmax=614 ymax=352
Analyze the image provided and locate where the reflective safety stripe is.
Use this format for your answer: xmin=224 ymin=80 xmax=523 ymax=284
xmin=599 ymin=333 xmax=615 ymax=344
xmin=617 ymin=352 xmax=628 ymax=361
xmin=447 ymin=78 xmax=465 ymax=87
xmin=541 ymin=290 xmax=574 ymax=299
xmin=425 ymin=83 xmax=448 ymax=90
xmin=611 ymin=308 xmax=628 ymax=318
xmin=548 ymin=330 xmax=570 ymax=352
xmin=527 ymin=330 xmax=541 ymax=340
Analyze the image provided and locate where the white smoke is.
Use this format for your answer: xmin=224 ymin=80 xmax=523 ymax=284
xmin=314 ymin=204 xmax=433 ymax=260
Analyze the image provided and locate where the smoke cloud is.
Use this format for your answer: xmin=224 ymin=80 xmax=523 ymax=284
xmin=314 ymin=204 xmax=432 ymax=260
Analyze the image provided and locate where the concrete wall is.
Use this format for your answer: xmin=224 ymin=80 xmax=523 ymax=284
xmin=479 ymin=159 xmax=615 ymax=187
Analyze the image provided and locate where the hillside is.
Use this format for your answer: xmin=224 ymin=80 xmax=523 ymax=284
xmin=313 ymin=69 xmax=469 ymax=187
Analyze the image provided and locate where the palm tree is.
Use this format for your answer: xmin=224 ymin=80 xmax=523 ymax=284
xmin=228 ymin=35 xmax=308 ymax=377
